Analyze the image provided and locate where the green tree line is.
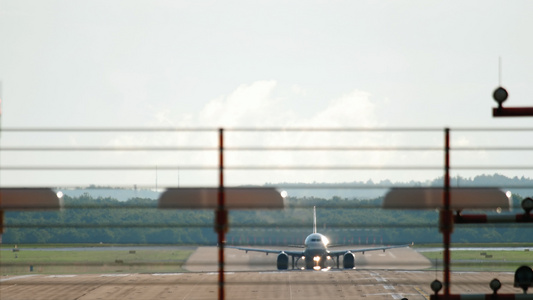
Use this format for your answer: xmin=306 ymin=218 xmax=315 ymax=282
xmin=2 ymin=193 xmax=531 ymax=245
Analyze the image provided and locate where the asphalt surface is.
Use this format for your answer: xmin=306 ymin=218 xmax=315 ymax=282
xmin=0 ymin=247 xmax=525 ymax=300
xmin=185 ymin=246 xmax=432 ymax=272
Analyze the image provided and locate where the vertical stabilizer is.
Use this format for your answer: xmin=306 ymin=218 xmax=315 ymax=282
xmin=313 ymin=206 xmax=317 ymax=233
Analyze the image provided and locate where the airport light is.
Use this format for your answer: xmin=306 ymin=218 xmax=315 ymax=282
xmin=514 ymin=266 xmax=533 ymax=294
xmin=522 ymin=198 xmax=533 ymax=215
xmin=493 ymin=87 xmax=509 ymax=108
xmin=492 ymin=85 xmax=533 ymax=117
xmin=382 ymin=188 xmax=510 ymax=210
xmin=384 ymin=181 xmax=510 ymax=297
xmin=452 ymin=197 xmax=533 ymax=224
xmin=430 ymin=279 xmax=443 ymax=295
xmin=158 ymin=187 xmax=285 ymax=209
xmin=0 ymin=188 xmax=63 ymax=210
xmin=157 ymin=186 xmax=285 ymax=300
xmin=490 ymin=278 xmax=502 ymax=294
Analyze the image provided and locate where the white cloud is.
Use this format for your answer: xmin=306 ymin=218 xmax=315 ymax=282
xmin=153 ymin=108 xmax=175 ymax=126
xmin=291 ymin=84 xmax=307 ymax=96
xmin=167 ymin=81 xmax=390 ymax=185
xmin=308 ymin=90 xmax=378 ymax=128
xmin=189 ymin=80 xmax=380 ymax=129
xmin=196 ymin=80 xmax=286 ymax=127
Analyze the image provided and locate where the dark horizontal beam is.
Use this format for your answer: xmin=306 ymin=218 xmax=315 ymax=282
xmin=493 ymin=107 xmax=533 ymax=117
xmin=431 ymin=293 xmax=533 ymax=300
xmin=454 ymin=213 xmax=533 ymax=224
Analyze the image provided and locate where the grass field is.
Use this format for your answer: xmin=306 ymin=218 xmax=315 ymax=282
xmin=418 ymin=249 xmax=533 ymax=272
xmin=2 ymin=244 xmax=532 ymax=275
xmin=0 ymin=246 xmax=194 ymax=275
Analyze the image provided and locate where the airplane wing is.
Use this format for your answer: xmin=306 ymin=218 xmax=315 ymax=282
xmin=226 ymin=246 xmax=304 ymax=257
xmin=328 ymin=244 xmax=410 ymax=256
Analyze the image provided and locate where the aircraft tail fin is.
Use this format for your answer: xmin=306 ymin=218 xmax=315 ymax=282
xmin=313 ymin=206 xmax=317 ymax=234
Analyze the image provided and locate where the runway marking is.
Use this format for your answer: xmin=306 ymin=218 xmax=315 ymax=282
xmin=47 ymin=275 xmax=76 ymax=278
xmin=388 ymin=251 xmax=397 ymax=259
xmin=0 ymin=285 xmax=19 ymax=291
xmin=369 ymin=272 xmax=389 ymax=283
xmin=413 ymin=286 xmax=430 ymax=300
xmin=0 ymin=275 xmax=38 ymax=282
xmin=100 ymin=274 xmax=130 ymax=277
xmin=206 ymin=272 xmax=235 ymax=275
xmin=367 ymin=292 xmax=419 ymax=299
xmin=152 ymin=273 xmax=183 ymax=276
xmin=384 ymin=285 xmax=395 ymax=290
xmin=396 ymin=270 xmax=425 ymax=274
xmin=180 ymin=269 xmax=213 ymax=300
xmin=288 ymin=271 xmax=293 ymax=300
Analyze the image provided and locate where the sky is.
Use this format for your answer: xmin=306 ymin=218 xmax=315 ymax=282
xmin=1 ymin=0 xmax=533 ymax=188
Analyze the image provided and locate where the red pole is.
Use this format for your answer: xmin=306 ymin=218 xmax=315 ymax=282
xmin=443 ymin=128 xmax=452 ymax=297
xmin=217 ymin=128 xmax=226 ymax=300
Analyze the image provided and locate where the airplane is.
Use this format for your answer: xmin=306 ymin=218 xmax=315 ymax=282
xmin=227 ymin=206 xmax=409 ymax=270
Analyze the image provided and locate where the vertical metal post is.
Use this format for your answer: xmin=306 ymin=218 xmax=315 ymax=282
xmin=217 ymin=128 xmax=227 ymax=300
xmin=442 ymin=128 xmax=452 ymax=297
xmin=0 ymin=82 xmax=3 ymax=238
xmin=0 ymin=210 xmax=4 ymax=235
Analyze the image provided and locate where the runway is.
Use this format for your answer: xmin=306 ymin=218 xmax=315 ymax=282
xmin=0 ymin=247 xmax=523 ymax=300
xmin=185 ymin=246 xmax=432 ymax=272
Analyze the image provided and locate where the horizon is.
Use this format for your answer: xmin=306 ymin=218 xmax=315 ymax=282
xmin=2 ymin=127 xmax=533 ymax=188
xmin=53 ymin=172 xmax=533 ymax=202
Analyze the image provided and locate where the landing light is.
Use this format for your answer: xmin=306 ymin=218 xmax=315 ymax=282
xmin=313 ymin=266 xmax=321 ymax=271
xmin=313 ymin=256 xmax=321 ymax=262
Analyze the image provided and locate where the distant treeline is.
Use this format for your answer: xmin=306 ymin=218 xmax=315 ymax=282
xmin=2 ymin=192 xmax=531 ymax=245
xmin=274 ymin=173 xmax=533 ymax=199
xmin=56 ymin=173 xmax=533 ymax=202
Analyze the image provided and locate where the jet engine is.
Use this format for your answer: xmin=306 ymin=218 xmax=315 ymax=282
xmin=277 ymin=252 xmax=289 ymax=270
xmin=343 ymin=252 xmax=355 ymax=269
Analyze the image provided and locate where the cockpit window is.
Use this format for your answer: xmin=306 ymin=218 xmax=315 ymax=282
xmin=311 ymin=238 xmax=321 ymax=242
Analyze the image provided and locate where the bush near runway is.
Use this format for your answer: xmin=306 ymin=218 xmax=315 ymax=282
xmin=0 ymin=247 xmax=193 ymax=275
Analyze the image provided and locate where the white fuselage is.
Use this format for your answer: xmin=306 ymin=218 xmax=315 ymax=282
xmin=303 ymin=233 xmax=329 ymax=258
